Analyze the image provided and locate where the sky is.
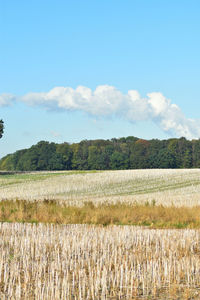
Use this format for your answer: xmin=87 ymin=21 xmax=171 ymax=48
xmin=1 ymin=0 xmax=200 ymax=158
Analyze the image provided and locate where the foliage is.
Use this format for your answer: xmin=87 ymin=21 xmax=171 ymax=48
xmin=0 ymin=119 xmax=4 ymax=139
xmin=1 ymin=135 xmax=200 ymax=170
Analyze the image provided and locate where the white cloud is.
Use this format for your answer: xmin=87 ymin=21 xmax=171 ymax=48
xmin=0 ymin=94 xmax=15 ymax=107
xmin=147 ymin=92 xmax=170 ymax=116
xmin=19 ymin=85 xmax=200 ymax=139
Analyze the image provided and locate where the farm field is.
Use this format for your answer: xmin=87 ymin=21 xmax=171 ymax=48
xmin=1 ymin=169 xmax=200 ymax=207
xmin=0 ymin=223 xmax=200 ymax=300
xmin=1 ymin=169 xmax=200 ymax=299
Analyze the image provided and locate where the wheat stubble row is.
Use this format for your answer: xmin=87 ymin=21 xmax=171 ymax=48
xmin=0 ymin=223 xmax=199 ymax=299
xmin=1 ymin=169 xmax=200 ymax=207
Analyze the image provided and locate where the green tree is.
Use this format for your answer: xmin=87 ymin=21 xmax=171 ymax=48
xmin=192 ymin=140 xmax=200 ymax=167
xmin=56 ymin=143 xmax=72 ymax=169
xmin=167 ymin=139 xmax=182 ymax=167
xmin=0 ymin=119 xmax=4 ymax=139
xmin=88 ymin=146 xmax=107 ymax=170
xmin=110 ymin=151 xmax=129 ymax=169
xmin=183 ymin=149 xmax=192 ymax=168
xmin=88 ymin=146 xmax=99 ymax=169
xmin=129 ymin=139 xmax=150 ymax=169
xmin=0 ymin=135 xmax=197 ymax=171
xmin=149 ymin=149 xmax=176 ymax=168
xmin=71 ymin=141 xmax=89 ymax=170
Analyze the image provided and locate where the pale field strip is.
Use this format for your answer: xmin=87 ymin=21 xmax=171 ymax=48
xmin=0 ymin=223 xmax=199 ymax=299
xmin=0 ymin=169 xmax=200 ymax=206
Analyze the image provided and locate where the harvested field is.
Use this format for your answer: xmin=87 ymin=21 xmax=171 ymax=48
xmin=0 ymin=223 xmax=200 ymax=299
xmin=1 ymin=169 xmax=200 ymax=206
xmin=1 ymin=169 xmax=200 ymax=299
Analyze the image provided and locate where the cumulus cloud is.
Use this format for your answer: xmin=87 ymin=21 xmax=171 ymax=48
xmin=0 ymin=94 xmax=15 ymax=107
xmin=14 ymin=85 xmax=200 ymax=139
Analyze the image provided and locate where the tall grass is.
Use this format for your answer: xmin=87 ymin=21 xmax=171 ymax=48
xmin=0 ymin=200 xmax=200 ymax=228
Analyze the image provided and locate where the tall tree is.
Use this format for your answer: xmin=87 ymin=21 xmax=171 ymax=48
xmin=0 ymin=119 xmax=4 ymax=139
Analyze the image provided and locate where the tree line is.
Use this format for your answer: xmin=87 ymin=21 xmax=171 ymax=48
xmin=1 ymin=136 xmax=200 ymax=171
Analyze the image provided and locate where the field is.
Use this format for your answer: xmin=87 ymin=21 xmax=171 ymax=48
xmin=0 ymin=223 xmax=200 ymax=299
xmin=1 ymin=169 xmax=200 ymax=206
xmin=1 ymin=169 xmax=200 ymax=299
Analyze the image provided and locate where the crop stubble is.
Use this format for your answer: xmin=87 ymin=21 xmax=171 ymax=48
xmin=0 ymin=223 xmax=200 ymax=299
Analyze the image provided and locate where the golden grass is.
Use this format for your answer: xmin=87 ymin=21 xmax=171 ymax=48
xmin=1 ymin=199 xmax=200 ymax=228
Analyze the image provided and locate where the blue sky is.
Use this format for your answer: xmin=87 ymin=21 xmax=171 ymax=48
xmin=1 ymin=0 xmax=200 ymax=157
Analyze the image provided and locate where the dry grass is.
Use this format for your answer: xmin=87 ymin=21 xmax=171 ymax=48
xmin=0 ymin=200 xmax=200 ymax=228
xmin=0 ymin=223 xmax=200 ymax=299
